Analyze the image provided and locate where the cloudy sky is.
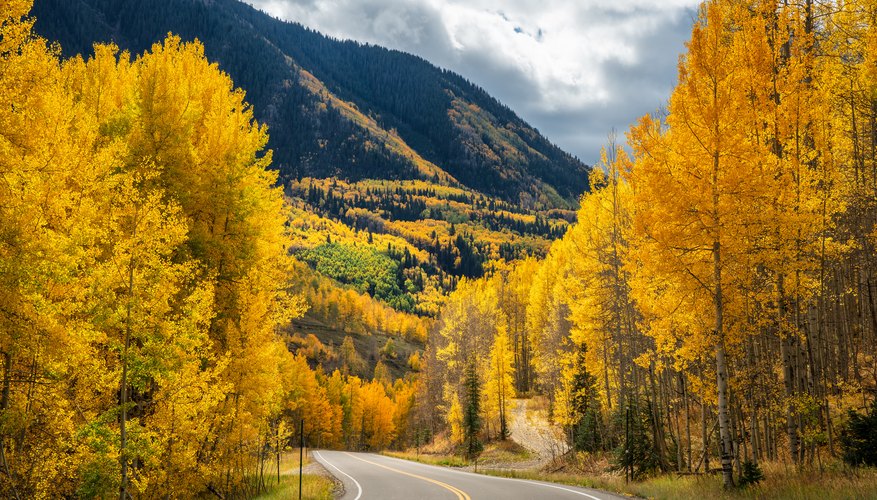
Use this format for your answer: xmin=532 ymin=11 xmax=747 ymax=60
xmin=242 ymin=0 xmax=700 ymax=164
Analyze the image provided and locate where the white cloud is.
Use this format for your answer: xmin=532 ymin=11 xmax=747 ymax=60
xmin=243 ymin=0 xmax=700 ymax=163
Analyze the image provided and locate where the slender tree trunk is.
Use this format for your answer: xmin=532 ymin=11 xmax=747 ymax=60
xmin=779 ymin=275 xmax=800 ymax=466
xmin=647 ymin=361 xmax=668 ymax=471
xmin=498 ymin=354 xmax=507 ymax=440
xmin=715 ymin=340 xmax=734 ymax=488
xmin=610 ymin=153 xmax=624 ymax=413
xmin=603 ymin=341 xmax=612 ymax=410
xmin=1 ymin=350 xmax=21 ymax=500
xmin=683 ymin=374 xmax=692 ymax=471
xmin=120 ymin=261 xmax=134 ymax=500
xmin=731 ymin=400 xmax=741 ymax=473
xmin=701 ymin=395 xmax=709 ymax=473
xmin=673 ymin=373 xmax=683 ymax=471
xmin=712 ymin=142 xmax=734 ymax=487
xmin=120 ymin=209 xmax=138 ymax=500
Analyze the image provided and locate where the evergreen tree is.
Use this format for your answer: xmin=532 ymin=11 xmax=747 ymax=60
xmin=570 ymin=343 xmax=602 ymax=452
xmin=612 ymin=399 xmax=664 ymax=480
xmin=840 ymin=399 xmax=877 ymax=467
xmin=462 ymin=361 xmax=483 ymax=459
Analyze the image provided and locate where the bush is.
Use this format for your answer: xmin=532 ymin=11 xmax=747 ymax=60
xmin=611 ymin=399 xmax=665 ymax=479
xmin=738 ymin=460 xmax=764 ymax=487
xmin=840 ymin=398 xmax=877 ymax=467
xmin=570 ymin=343 xmax=604 ymax=453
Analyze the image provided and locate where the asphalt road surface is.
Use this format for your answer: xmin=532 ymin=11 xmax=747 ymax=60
xmin=312 ymin=450 xmax=627 ymax=500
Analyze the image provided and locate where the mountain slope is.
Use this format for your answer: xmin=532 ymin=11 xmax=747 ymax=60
xmin=32 ymin=0 xmax=589 ymax=208
xmin=27 ymin=0 xmax=586 ymax=388
xmin=31 ymin=0 xmax=582 ymax=334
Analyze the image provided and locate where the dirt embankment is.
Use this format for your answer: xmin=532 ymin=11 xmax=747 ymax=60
xmin=509 ymin=398 xmax=569 ymax=463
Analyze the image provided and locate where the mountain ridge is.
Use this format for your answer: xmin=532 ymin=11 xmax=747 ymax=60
xmin=33 ymin=0 xmax=590 ymax=208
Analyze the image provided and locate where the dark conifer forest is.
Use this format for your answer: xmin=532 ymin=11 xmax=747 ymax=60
xmin=33 ymin=0 xmax=589 ymax=206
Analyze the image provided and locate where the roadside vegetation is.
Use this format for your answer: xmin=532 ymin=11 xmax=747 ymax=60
xmin=385 ymin=440 xmax=533 ymax=469
xmin=390 ymin=441 xmax=877 ymax=499
xmin=254 ymin=453 xmax=335 ymax=500
xmin=476 ymin=458 xmax=877 ymax=500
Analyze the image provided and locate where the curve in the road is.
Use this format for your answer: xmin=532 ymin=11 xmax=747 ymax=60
xmin=313 ymin=450 xmax=362 ymax=500
xmin=313 ymin=450 xmax=626 ymax=500
xmin=382 ymin=455 xmax=605 ymax=500
xmin=473 ymin=473 xmax=603 ymax=499
xmin=344 ymin=453 xmax=470 ymax=500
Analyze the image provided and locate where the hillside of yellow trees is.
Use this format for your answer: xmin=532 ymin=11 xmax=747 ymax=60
xmin=0 ymin=3 xmax=421 ymax=498
xmin=421 ymin=0 xmax=877 ymax=491
xmin=285 ymin=176 xmax=571 ymax=317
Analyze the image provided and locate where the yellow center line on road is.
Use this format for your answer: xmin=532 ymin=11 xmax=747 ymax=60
xmin=343 ymin=452 xmax=472 ymax=500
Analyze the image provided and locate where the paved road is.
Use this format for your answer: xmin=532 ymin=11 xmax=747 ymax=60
xmin=312 ymin=450 xmax=627 ymax=500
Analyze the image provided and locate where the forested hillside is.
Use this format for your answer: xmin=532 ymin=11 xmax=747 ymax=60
xmin=32 ymin=0 xmax=589 ymax=208
xmin=31 ymin=0 xmax=584 ymax=325
xmin=2 ymin=2 xmax=581 ymax=496
xmin=0 ymin=4 xmax=421 ymax=497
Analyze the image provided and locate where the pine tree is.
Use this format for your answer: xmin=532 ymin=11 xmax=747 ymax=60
xmin=570 ymin=343 xmax=602 ymax=452
xmin=462 ymin=361 xmax=483 ymax=459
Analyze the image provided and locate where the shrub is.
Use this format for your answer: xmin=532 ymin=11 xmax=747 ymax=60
xmin=738 ymin=460 xmax=764 ymax=487
xmin=611 ymin=399 xmax=665 ymax=479
xmin=840 ymin=398 xmax=877 ymax=467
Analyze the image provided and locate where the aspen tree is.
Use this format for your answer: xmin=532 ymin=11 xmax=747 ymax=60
xmin=0 ymin=3 xmax=95 ymax=495
xmin=485 ymin=327 xmax=515 ymax=439
xmin=527 ymin=241 xmax=574 ymax=418
xmin=564 ymin=143 xmax=636 ymax=412
xmin=627 ymin=1 xmax=771 ymax=487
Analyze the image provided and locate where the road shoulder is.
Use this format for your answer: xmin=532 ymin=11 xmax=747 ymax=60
xmin=305 ymin=452 xmax=346 ymax=499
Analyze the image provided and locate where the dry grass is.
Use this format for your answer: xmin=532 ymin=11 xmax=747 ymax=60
xmin=526 ymin=395 xmax=551 ymax=414
xmin=389 ymin=438 xmax=877 ymax=499
xmin=630 ymin=462 xmax=877 ymax=500
xmin=478 ymin=440 xmax=535 ymax=464
xmin=254 ymin=474 xmax=334 ymax=500
xmin=280 ymin=449 xmax=310 ymax=471
xmin=384 ymin=450 xmax=470 ymax=468
xmin=476 ymin=468 xmax=632 ymax=495
xmin=254 ymin=451 xmax=335 ymax=500
xmin=477 ymin=459 xmax=877 ymax=500
xmin=387 ymin=435 xmax=535 ymax=469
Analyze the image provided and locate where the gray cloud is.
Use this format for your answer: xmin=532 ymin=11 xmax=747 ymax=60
xmin=243 ymin=0 xmax=699 ymax=164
